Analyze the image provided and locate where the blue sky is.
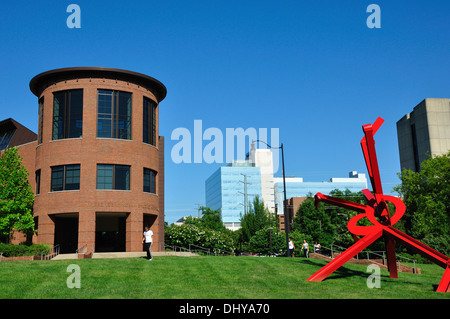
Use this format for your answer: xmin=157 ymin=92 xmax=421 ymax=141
xmin=0 ymin=1 xmax=448 ymax=224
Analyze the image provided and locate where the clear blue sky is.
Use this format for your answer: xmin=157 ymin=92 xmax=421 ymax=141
xmin=0 ymin=1 xmax=448 ymax=224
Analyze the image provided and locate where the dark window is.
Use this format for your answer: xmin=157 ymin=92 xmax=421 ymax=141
xmin=143 ymin=168 xmax=157 ymax=193
xmin=52 ymin=90 xmax=83 ymax=140
xmin=0 ymin=129 xmax=15 ymax=150
xmin=51 ymin=164 xmax=80 ymax=192
xmin=97 ymin=164 xmax=130 ymax=190
xmin=97 ymin=90 xmax=132 ymax=140
xmin=143 ymin=97 xmax=157 ymax=146
xmin=38 ymin=97 xmax=44 ymax=144
xmin=35 ymin=169 xmax=41 ymax=195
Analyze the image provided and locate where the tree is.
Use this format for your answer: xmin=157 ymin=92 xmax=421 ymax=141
xmin=240 ymin=196 xmax=277 ymax=243
xmin=184 ymin=207 xmax=228 ymax=233
xmin=291 ymin=196 xmax=335 ymax=247
xmin=393 ymin=151 xmax=450 ymax=255
xmin=199 ymin=206 xmax=227 ymax=232
xmin=0 ymin=147 xmax=35 ymax=241
xmin=248 ymin=227 xmax=285 ymax=255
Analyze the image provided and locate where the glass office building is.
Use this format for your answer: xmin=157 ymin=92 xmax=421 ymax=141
xmin=205 ymin=161 xmax=262 ymax=230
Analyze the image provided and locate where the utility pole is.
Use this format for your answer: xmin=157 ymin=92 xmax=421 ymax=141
xmin=239 ymin=174 xmax=249 ymax=214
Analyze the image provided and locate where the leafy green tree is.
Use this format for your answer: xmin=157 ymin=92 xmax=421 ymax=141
xmin=291 ymin=196 xmax=334 ymax=247
xmin=0 ymin=147 xmax=35 ymax=241
xmin=248 ymin=227 xmax=285 ymax=255
xmin=183 ymin=207 xmax=228 ymax=233
xmin=393 ymin=151 xmax=450 ymax=255
xmin=240 ymin=196 xmax=277 ymax=243
xmin=199 ymin=206 xmax=228 ymax=232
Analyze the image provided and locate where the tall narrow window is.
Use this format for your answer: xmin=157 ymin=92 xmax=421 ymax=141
xmin=35 ymin=169 xmax=41 ymax=195
xmin=38 ymin=97 xmax=44 ymax=144
xmin=143 ymin=97 xmax=157 ymax=146
xmin=52 ymin=89 xmax=83 ymax=140
xmin=143 ymin=168 xmax=157 ymax=194
xmin=51 ymin=164 xmax=80 ymax=192
xmin=97 ymin=164 xmax=130 ymax=190
xmin=97 ymin=90 xmax=132 ymax=139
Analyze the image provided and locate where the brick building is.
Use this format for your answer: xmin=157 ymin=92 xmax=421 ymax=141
xmin=1 ymin=67 xmax=166 ymax=253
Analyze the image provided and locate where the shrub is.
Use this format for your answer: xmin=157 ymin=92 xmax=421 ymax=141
xmin=165 ymin=224 xmax=235 ymax=254
xmin=0 ymin=243 xmax=51 ymax=257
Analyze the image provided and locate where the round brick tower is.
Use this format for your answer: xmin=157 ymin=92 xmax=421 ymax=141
xmin=29 ymin=67 xmax=166 ymax=253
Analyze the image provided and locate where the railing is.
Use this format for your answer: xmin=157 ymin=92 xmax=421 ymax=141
xmin=160 ymin=243 xmax=194 ymax=256
xmin=76 ymin=244 xmax=87 ymax=254
xmin=39 ymin=244 xmax=60 ymax=260
xmin=160 ymin=243 xmax=235 ymax=257
xmin=189 ymin=244 xmax=211 ymax=256
xmin=317 ymin=244 xmax=417 ymax=274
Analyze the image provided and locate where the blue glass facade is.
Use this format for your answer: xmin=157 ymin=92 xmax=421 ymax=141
xmin=205 ymin=163 xmax=262 ymax=225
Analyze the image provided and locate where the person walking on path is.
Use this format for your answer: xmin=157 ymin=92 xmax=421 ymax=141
xmin=142 ymin=226 xmax=153 ymax=261
xmin=301 ymin=239 xmax=309 ymax=258
xmin=288 ymin=238 xmax=295 ymax=257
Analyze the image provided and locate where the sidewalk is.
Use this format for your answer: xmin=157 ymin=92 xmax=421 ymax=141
xmin=52 ymin=251 xmax=197 ymax=260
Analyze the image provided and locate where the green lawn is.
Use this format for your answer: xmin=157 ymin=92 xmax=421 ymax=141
xmin=0 ymin=256 xmax=449 ymax=299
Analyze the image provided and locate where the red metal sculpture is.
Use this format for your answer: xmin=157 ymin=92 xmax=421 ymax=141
xmin=307 ymin=117 xmax=450 ymax=293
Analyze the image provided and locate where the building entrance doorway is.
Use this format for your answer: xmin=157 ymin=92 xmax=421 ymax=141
xmin=52 ymin=213 xmax=79 ymax=254
xmin=95 ymin=212 xmax=127 ymax=252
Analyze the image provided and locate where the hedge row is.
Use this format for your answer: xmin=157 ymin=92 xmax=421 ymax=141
xmin=0 ymin=243 xmax=52 ymax=257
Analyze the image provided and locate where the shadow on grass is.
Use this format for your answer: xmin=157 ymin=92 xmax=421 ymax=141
xmin=290 ymin=258 xmax=397 ymax=282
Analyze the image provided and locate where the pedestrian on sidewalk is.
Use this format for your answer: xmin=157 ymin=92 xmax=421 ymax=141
xmin=301 ymin=239 xmax=309 ymax=258
xmin=142 ymin=226 xmax=153 ymax=261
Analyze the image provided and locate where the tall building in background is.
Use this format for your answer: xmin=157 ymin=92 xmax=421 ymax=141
xmin=205 ymin=160 xmax=262 ymax=231
xmin=397 ymin=98 xmax=450 ymax=172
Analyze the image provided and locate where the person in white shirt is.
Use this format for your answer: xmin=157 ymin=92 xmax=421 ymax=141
xmin=142 ymin=226 xmax=153 ymax=261
xmin=301 ymin=239 xmax=309 ymax=258
xmin=288 ymin=238 xmax=295 ymax=257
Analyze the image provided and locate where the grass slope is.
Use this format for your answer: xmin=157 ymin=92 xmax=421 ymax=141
xmin=0 ymin=256 xmax=449 ymax=299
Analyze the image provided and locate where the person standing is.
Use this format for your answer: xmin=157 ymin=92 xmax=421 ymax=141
xmin=314 ymin=241 xmax=321 ymax=254
xmin=301 ymin=239 xmax=309 ymax=258
xmin=142 ymin=226 xmax=153 ymax=261
xmin=288 ymin=238 xmax=295 ymax=257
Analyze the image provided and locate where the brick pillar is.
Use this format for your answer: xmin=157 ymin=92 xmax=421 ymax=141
xmin=78 ymin=210 xmax=95 ymax=253
xmin=126 ymin=211 xmax=143 ymax=252
xmin=37 ymin=213 xmax=55 ymax=246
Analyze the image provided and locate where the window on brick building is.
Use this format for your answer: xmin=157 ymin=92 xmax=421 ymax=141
xmin=51 ymin=164 xmax=80 ymax=191
xmin=143 ymin=97 xmax=157 ymax=146
xmin=97 ymin=164 xmax=130 ymax=190
xmin=52 ymin=90 xmax=83 ymax=140
xmin=35 ymin=169 xmax=41 ymax=195
xmin=38 ymin=97 xmax=44 ymax=144
xmin=143 ymin=168 xmax=157 ymax=194
xmin=97 ymin=90 xmax=132 ymax=140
